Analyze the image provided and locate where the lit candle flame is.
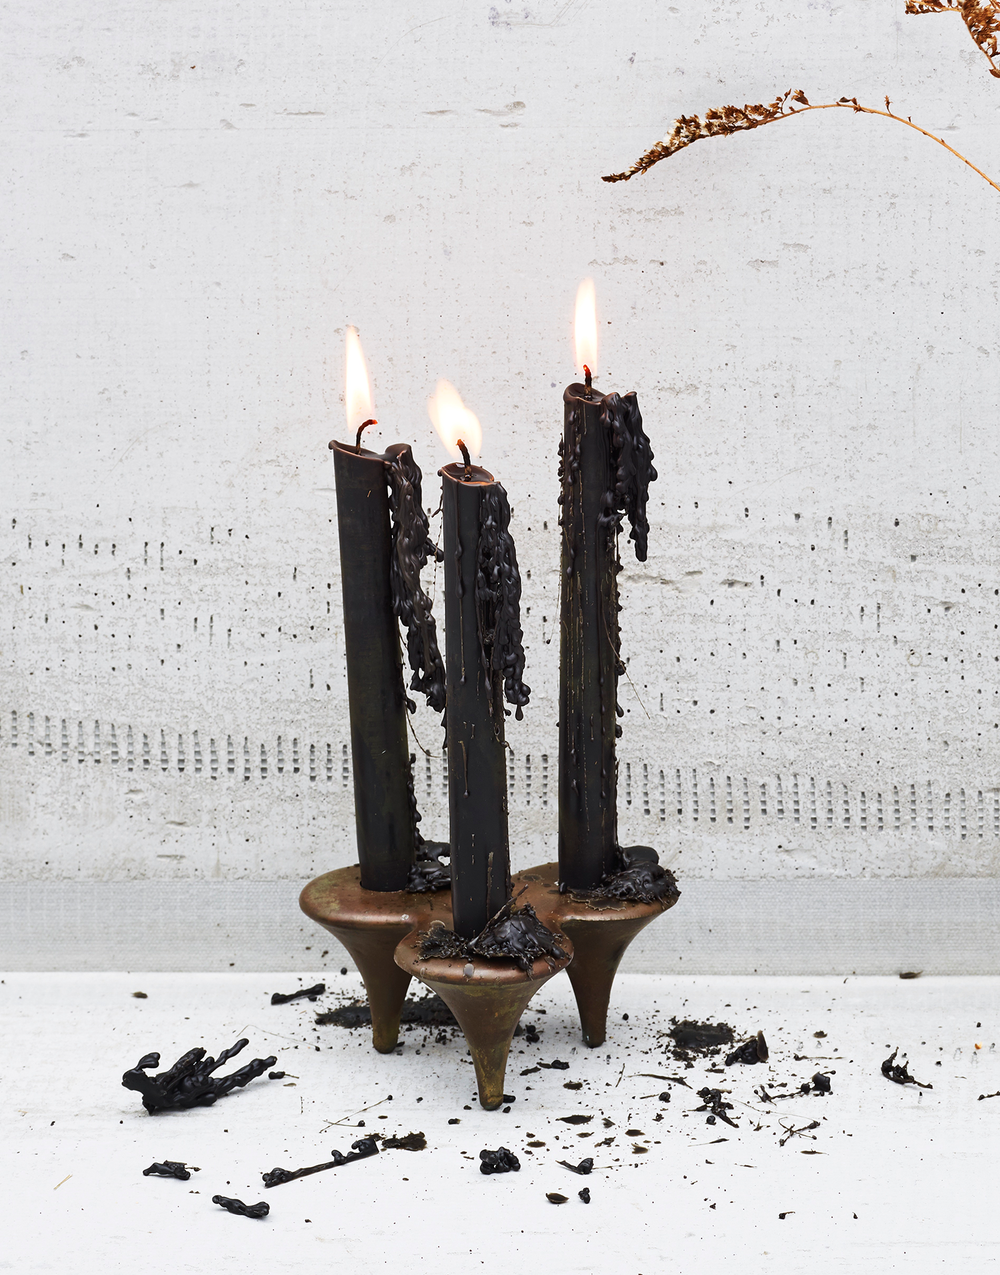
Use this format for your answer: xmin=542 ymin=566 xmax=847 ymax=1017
xmin=427 ymin=379 xmax=482 ymax=463
xmin=344 ymin=326 xmax=375 ymax=439
xmin=574 ymin=278 xmax=598 ymax=383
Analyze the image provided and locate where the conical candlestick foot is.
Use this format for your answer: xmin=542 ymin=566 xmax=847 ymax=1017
xmin=394 ymin=929 xmax=572 ymax=1109
xmin=299 ymin=866 xmax=452 ymax=1054
xmin=514 ymin=862 xmax=677 ymax=1049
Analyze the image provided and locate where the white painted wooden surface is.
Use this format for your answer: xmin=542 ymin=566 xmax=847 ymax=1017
xmin=2 ymin=1 xmax=999 ymax=897
xmin=4 ymin=972 xmax=999 ymax=1271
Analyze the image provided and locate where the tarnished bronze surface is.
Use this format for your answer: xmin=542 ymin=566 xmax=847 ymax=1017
xmin=299 ymin=866 xmax=451 ymax=1053
xmin=393 ymin=929 xmax=572 ymax=1109
xmin=514 ymin=862 xmax=676 ymax=1048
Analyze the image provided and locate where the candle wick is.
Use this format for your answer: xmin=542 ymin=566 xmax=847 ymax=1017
xmin=457 ymin=438 xmax=473 ymax=481
xmin=355 ymin=419 xmax=377 ymax=453
xmin=583 ymin=365 xmax=593 ymax=397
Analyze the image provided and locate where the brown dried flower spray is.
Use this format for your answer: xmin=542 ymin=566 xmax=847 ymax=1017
xmin=905 ymin=1 xmax=1000 ymax=77
xmin=602 ymin=90 xmax=999 ymax=192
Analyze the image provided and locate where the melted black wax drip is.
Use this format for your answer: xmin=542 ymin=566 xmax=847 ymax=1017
xmin=405 ymin=836 xmax=452 ymax=892
xmin=474 ymin=484 xmax=530 ymax=722
xmin=385 ymin=448 xmax=446 ymax=715
xmin=572 ymin=845 xmax=680 ymax=905
xmin=262 ymin=1137 xmax=379 ymax=1187
xmin=212 ymin=1195 xmax=269 ymax=1219
xmin=418 ymin=899 xmax=567 ymax=975
xmin=121 ymin=1038 xmax=277 ymax=1113
xmin=599 ymin=392 xmax=656 ymax=563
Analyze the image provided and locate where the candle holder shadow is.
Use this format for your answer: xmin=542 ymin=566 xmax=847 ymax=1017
xmin=514 ymin=863 xmax=678 ymax=1049
xmin=299 ymin=866 xmax=452 ymax=1054
xmin=393 ymin=929 xmax=573 ymax=1110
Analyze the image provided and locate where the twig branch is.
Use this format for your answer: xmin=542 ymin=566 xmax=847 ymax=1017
xmin=905 ymin=1 xmax=1000 ymax=78
xmin=602 ymin=90 xmax=1000 ymax=194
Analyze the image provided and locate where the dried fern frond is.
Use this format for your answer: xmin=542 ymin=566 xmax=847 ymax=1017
xmin=602 ymin=90 xmax=1000 ymax=193
xmin=905 ymin=0 xmax=1000 ymax=78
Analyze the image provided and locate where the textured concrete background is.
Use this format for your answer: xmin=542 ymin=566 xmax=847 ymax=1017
xmin=2 ymin=1 xmax=999 ymax=905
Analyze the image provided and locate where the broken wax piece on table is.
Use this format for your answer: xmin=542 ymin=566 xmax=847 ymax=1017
xmin=479 ymin=1147 xmax=520 ymax=1175
xmin=557 ymin=1158 xmax=594 ymax=1175
xmin=262 ymin=1138 xmax=380 ymax=1187
xmin=121 ymin=1039 xmax=277 ymax=1113
xmin=212 ymin=1196 xmax=269 ymax=1219
xmin=725 ymin=1031 xmax=769 ymax=1065
xmin=270 ymin=983 xmax=326 ymax=1005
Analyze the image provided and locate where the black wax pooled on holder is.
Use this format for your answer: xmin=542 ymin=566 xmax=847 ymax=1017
xmin=122 ymin=1038 xmax=277 ymax=1113
xmin=575 ymin=845 xmax=681 ymax=905
xmin=271 ymin=983 xmax=326 ymax=1005
xmin=385 ymin=443 xmax=446 ymax=715
xmin=406 ymin=839 xmax=452 ymax=893
xmin=212 ymin=1195 xmax=269 ymax=1219
xmin=418 ymin=898 xmax=568 ymax=974
xmin=558 ymin=386 xmax=657 ymax=892
xmin=262 ymin=1137 xmax=379 ymax=1187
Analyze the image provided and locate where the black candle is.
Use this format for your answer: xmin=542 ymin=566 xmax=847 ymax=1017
xmin=331 ymin=330 xmax=444 ymax=891
xmin=558 ymin=282 xmax=656 ymax=891
xmin=431 ymin=382 xmax=530 ymax=938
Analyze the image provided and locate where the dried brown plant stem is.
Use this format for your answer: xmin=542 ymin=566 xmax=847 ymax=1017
xmin=602 ymin=91 xmax=1000 ymax=195
xmin=905 ymin=1 xmax=1000 ymax=78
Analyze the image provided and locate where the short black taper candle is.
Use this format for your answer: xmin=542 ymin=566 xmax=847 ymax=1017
xmin=558 ymin=378 xmax=656 ymax=892
xmin=440 ymin=459 xmax=530 ymax=937
xmin=332 ymin=439 xmax=417 ymax=892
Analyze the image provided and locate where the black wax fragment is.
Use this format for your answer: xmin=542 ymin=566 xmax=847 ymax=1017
xmin=658 ymin=1092 xmax=671 ymax=1103
xmin=539 ymin=1060 xmax=571 ymax=1071
xmin=316 ymin=992 xmax=457 ymax=1029
xmin=578 ymin=1187 xmax=591 ymax=1204
xmin=881 ymin=1049 xmax=933 ymax=1089
xmin=212 ymin=1195 xmax=269 ymax=1219
xmin=523 ymin=1025 xmax=540 ymax=1043
xmin=268 ymin=1071 xmax=285 ymax=1080
xmin=899 ymin=971 xmax=922 ymax=979
xmin=381 ymin=1132 xmax=426 ymax=1151
xmin=520 ymin=1067 xmax=540 ymax=1076
xmin=668 ymin=1019 xmax=734 ymax=1055
xmin=340 ymin=967 xmax=348 ymax=975
xmin=546 ymin=1193 xmax=569 ymax=1204
xmin=479 ymin=1147 xmax=520 ymax=1175
xmin=778 ymin=1211 xmax=793 ymax=1220
xmin=706 ymin=1115 xmax=716 ymax=1125
xmin=271 ymin=983 xmax=326 ymax=1005
xmin=811 ymin=1072 xmax=832 ymax=1094
xmin=694 ymin=1088 xmax=738 ymax=1128
xmin=262 ymin=1137 xmax=380 ymax=1187
xmin=814 ymin=1031 xmax=827 ymax=1038
xmin=564 ymin=1081 xmax=583 ymax=1090
xmin=418 ymin=901 xmax=567 ymax=975
xmin=557 ymin=1115 xmax=593 ymax=1125
xmin=122 ymin=1038 xmax=277 ymax=1113
xmin=725 ymin=1032 xmax=768 ymax=1066
xmin=132 ymin=991 xmax=147 ymax=999
xmin=143 ymin=1161 xmax=190 ymax=1180
xmin=557 ymin=1158 xmax=593 ymax=1176
xmin=979 ymin=1091 xmax=1000 ymax=1101
xmin=448 ymin=1118 xmax=461 ymax=1124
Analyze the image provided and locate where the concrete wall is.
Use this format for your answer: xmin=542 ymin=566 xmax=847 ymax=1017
xmin=2 ymin=1 xmax=999 ymax=965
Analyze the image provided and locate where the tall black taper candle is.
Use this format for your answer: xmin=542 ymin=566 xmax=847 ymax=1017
xmin=558 ymin=371 xmax=656 ymax=893
xmin=332 ymin=438 xmax=417 ymax=892
xmin=440 ymin=450 xmax=530 ymax=938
